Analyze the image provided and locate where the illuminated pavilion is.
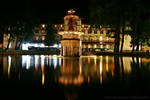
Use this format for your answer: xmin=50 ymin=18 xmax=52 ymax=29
xmin=58 ymin=9 xmax=83 ymax=57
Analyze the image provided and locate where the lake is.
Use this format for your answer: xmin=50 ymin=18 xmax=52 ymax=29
xmin=0 ymin=55 xmax=150 ymax=99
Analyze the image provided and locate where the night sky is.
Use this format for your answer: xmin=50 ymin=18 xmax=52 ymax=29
xmin=0 ymin=0 xmax=90 ymax=23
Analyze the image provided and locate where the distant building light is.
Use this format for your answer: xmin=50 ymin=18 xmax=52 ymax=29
xmin=42 ymin=24 xmax=45 ymax=28
xmin=100 ymin=36 xmax=103 ymax=41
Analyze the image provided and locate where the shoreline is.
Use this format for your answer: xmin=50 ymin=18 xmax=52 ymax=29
xmin=94 ymin=52 xmax=150 ymax=58
xmin=0 ymin=51 xmax=150 ymax=58
xmin=0 ymin=51 xmax=60 ymax=55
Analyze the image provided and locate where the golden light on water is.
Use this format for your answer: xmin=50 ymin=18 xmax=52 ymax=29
xmin=100 ymin=75 xmax=103 ymax=84
xmin=123 ymin=57 xmax=132 ymax=73
xmin=8 ymin=66 xmax=10 ymax=79
xmin=42 ymin=73 xmax=45 ymax=86
xmin=99 ymin=56 xmax=103 ymax=75
xmin=35 ymin=55 xmax=39 ymax=72
xmin=2 ymin=55 xmax=145 ymax=86
xmin=94 ymin=56 xmax=97 ymax=72
xmin=41 ymin=55 xmax=45 ymax=86
xmin=8 ymin=56 xmax=11 ymax=79
xmin=106 ymin=56 xmax=109 ymax=72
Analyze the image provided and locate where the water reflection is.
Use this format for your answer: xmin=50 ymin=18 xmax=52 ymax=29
xmin=0 ymin=55 xmax=150 ymax=99
xmin=59 ymin=57 xmax=84 ymax=85
xmin=1 ymin=55 xmax=148 ymax=85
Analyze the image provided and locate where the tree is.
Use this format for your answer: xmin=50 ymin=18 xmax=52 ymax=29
xmin=130 ymin=0 xmax=150 ymax=52
xmin=89 ymin=0 xmax=150 ymax=52
xmin=44 ymin=22 xmax=57 ymax=46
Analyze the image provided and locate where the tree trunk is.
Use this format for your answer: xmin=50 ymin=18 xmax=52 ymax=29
xmin=114 ymin=26 xmax=120 ymax=52
xmin=132 ymin=33 xmax=135 ymax=52
xmin=132 ymin=45 xmax=135 ymax=52
xmin=15 ymin=37 xmax=18 ymax=50
xmin=5 ymin=34 xmax=12 ymax=51
xmin=18 ymin=37 xmax=24 ymax=50
xmin=18 ymin=40 xmax=22 ymax=50
xmin=120 ymin=24 xmax=125 ymax=52
xmin=136 ymin=36 xmax=139 ymax=51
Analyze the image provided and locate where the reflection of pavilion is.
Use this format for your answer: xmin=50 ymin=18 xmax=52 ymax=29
xmin=58 ymin=57 xmax=84 ymax=85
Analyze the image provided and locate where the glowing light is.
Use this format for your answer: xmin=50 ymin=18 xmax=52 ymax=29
xmin=79 ymin=57 xmax=82 ymax=75
xmin=123 ymin=57 xmax=132 ymax=73
xmin=94 ymin=56 xmax=97 ymax=72
xmin=59 ymin=57 xmax=61 ymax=66
xmin=22 ymin=55 xmax=31 ymax=70
xmin=22 ymin=43 xmax=28 ymax=50
xmin=100 ymin=56 xmax=103 ymax=75
xmin=42 ymin=24 xmax=45 ymax=28
xmin=99 ymin=36 xmax=103 ymax=41
xmin=42 ymin=70 xmax=45 ymax=86
xmin=53 ymin=56 xmax=57 ymax=69
xmin=8 ymin=56 xmax=11 ymax=79
xmin=106 ymin=45 xmax=109 ymax=49
xmin=94 ymin=44 xmax=97 ymax=48
xmin=106 ymin=56 xmax=109 ymax=72
xmin=40 ymin=44 xmax=45 ymax=47
xmin=35 ymin=55 xmax=39 ymax=72
xmin=22 ymin=43 xmax=48 ymax=50
xmin=8 ymin=56 xmax=11 ymax=67
xmin=100 ymin=75 xmax=103 ymax=84
xmin=26 ymin=55 xmax=31 ymax=70
xmin=68 ymin=9 xmax=75 ymax=14
xmin=41 ymin=55 xmax=45 ymax=86
xmin=99 ymin=56 xmax=103 ymax=84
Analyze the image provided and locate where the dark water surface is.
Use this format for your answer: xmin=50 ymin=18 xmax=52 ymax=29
xmin=0 ymin=55 xmax=150 ymax=99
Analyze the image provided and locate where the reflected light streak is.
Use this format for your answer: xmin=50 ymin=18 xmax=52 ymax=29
xmin=8 ymin=56 xmax=11 ymax=79
xmin=41 ymin=55 xmax=45 ymax=86
xmin=59 ymin=57 xmax=61 ymax=67
xmin=106 ymin=56 xmax=109 ymax=72
xmin=79 ymin=57 xmax=82 ymax=75
xmin=42 ymin=72 xmax=45 ymax=86
xmin=100 ymin=56 xmax=102 ymax=75
xmin=112 ymin=64 xmax=114 ymax=78
xmin=26 ymin=55 xmax=31 ymax=70
xmin=35 ymin=55 xmax=39 ymax=72
xmin=8 ymin=56 xmax=11 ymax=67
xmin=99 ymin=56 xmax=103 ymax=84
xmin=88 ymin=58 xmax=90 ymax=64
xmin=22 ymin=55 xmax=31 ymax=70
xmin=100 ymin=75 xmax=103 ymax=84
xmin=94 ymin=56 xmax=97 ymax=72
xmin=123 ymin=57 xmax=132 ymax=73
xmin=53 ymin=56 xmax=57 ymax=69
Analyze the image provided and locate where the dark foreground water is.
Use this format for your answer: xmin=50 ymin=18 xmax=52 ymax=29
xmin=0 ymin=55 xmax=150 ymax=99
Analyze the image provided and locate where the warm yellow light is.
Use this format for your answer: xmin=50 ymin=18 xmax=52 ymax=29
xmin=100 ymin=36 xmax=103 ymax=41
xmin=106 ymin=56 xmax=109 ymax=72
xmin=42 ymin=73 xmax=45 ymax=86
xmin=8 ymin=66 xmax=10 ymax=79
xmin=100 ymin=56 xmax=103 ymax=75
xmin=94 ymin=44 xmax=97 ymax=48
xmin=100 ymin=75 xmax=103 ymax=84
xmin=42 ymin=24 xmax=45 ymax=28
xmin=68 ymin=9 xmax=75 ymax=14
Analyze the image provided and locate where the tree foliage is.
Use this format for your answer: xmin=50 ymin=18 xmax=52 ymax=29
xmin=89 ymin=0 xmax=150 ymax=52
xmin=44 ymin=22 xmax=57 ymax=46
